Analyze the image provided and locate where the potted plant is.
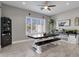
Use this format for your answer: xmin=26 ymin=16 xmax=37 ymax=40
xmin=48 ymin=19 xmax=55 ymax=33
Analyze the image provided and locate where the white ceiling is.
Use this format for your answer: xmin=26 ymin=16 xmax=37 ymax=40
xmin=1 ymin=1 xmax=79 ymax=16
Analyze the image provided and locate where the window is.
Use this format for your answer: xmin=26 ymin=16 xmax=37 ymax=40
xmin=26 ymin=18 xmax=31 ymax=34
xmin=26 ymin=17 xmax=45 ymax=35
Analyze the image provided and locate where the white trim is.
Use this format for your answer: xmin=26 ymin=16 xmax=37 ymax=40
xmin=0 ymin=40 xmax=32 ymax=49
xmin=0 ymin=45 xmax=1 ymax=48
xmin=12 ymin=40 xmax=29 ymax=44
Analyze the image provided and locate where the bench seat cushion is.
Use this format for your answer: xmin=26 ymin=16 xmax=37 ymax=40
xmin=35 ymin=38 xmax=60 ymax=46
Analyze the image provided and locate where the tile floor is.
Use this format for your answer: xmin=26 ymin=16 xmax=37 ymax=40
xmin=0 ymin=40 xmax=79 ymax=57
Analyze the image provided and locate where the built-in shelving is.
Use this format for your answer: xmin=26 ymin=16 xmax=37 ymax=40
xmin=1 ymin=17 xmax=12 ymax=48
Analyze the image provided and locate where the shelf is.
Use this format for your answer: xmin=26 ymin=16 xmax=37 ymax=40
xmin=1 ymin=17 xmax=12 ymax=48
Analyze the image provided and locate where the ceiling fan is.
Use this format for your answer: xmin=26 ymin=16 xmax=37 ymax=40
xmin=38 ymin=1 xmax=56 ymax=11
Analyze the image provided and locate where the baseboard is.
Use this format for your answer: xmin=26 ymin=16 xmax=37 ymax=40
xmin=0 ymin=45 xmax=1 ymax=48
xmin=0 ymin=40 xmax=30 ymax=48
xmin=12 ymin=39 xmax=29 ymax=44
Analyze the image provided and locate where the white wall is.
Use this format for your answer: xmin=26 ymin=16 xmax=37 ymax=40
xmin=53 ymin=7 xmax=79 ymax=30
xmin=2 ymin=4 xmax=49 ymax=42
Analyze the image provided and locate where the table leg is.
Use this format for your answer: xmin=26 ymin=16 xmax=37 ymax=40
xmin=36 ymin=46 xmax=42 ymax=54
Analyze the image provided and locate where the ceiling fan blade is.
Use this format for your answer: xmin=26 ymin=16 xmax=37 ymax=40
xmin=38 ymin=5 xmax=46 ymax=6
xmin=47 ymin=8 xmax=51 ymax=11
xmin=41 ymin=8 xmax=44 ymax=10
xmin=48 ymin=5 xmax=56 ymax=7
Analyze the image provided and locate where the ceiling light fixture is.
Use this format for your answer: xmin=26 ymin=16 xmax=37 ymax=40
xmin=38 ymin=1 xmax=56 ymax=12
xmin=44 ymin=6 xmax=48 ymax=9
xmin=22 ymin=2 xmax=26 ymax=5
xmin=66 ymin=2 xmax=70 ymax=6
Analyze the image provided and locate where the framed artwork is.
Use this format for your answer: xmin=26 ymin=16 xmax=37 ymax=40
xmin=58 ymin=19 xmax=71 ymax=27
xmin=74 ymin=17 xmax=79 ymax=26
